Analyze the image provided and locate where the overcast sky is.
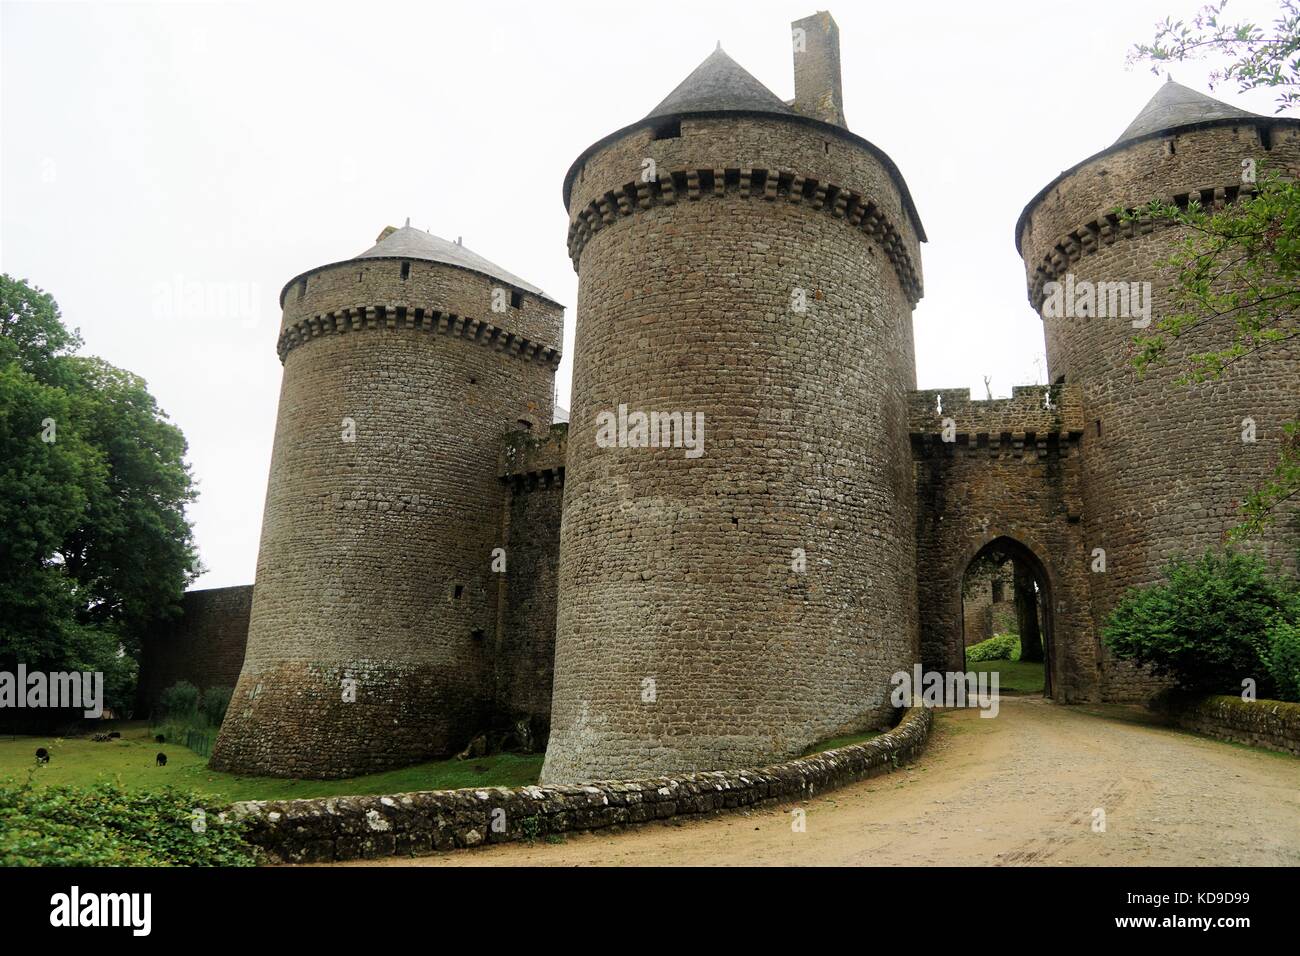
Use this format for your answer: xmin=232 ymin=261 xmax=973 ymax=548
xmin=2 ymin=0 xmax=1290 ymax=588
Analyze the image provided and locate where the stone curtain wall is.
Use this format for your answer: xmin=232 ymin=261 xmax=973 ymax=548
xmin=211 ymin=256 xmax=563 ymax=779
xmin=495 ymin=426 xmax=567 ymax=732
xmin=546 ymin=113 xmax=923 ymax=783
xmin=910 ymin=385 xmax=1099 ymax=701
xmin=1018 ymin=120 xmax=1300 ymax=702
xmin=1171 ymin=695 xmax=1300 ymax=757
xmin=138 ymin=585 xmax=252 ymax=714
xmin=233 ymin=706 xmax=932 ymax=863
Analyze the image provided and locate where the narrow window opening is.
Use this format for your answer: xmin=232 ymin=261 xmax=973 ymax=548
xmin=452 ymin=584 xmax=464 ymax=600
xmin=400 ymin=261 xmax=411 ymax=280
xmin=651 ymin=118 xmax=681 ymax=140
xmin=1260 ymin=125 xmax=1273 ymax=150
xmin=823 ymin=140 xmax=830 ymax=154
xmin=1165 ymin=139 xmax=1176 ymax=156
xmin=1095 ymin=419 xmax=1103 ymax=437
xmin=470 ymin=628 xmax=485 ymax=641
xmin=510 ymin=290 xmax=523 ymax=309
xmin=297 ymin=278 xmax=307 ymax=300
xmin=517 ymin=418 xmax=533 ymax=431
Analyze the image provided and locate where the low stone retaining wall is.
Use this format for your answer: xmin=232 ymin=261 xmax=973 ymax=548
xmin=232 ymin=706 xmax=933 ymax=863
xmin=1171 ymin=695 xmax=1300 ymax=757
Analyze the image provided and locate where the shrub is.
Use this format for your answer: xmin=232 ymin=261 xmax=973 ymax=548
xmin=1265 ymin=615 xmax=1300 ymax=703
xmin=1103 ymin=549 xmax=1297 ymax=696
xmin=967 ymin=633 xmax=1018 ymax=663
xmin=201 ymin=686 xmax=233 ymax=727
xmin=157 ymin=680 xmax=199 ymax=721
xmin=0 ymin=779 xmax=258 ymax=866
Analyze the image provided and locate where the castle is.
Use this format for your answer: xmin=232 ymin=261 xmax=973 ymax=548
xmin=149 ymin=12 xmax=1300 ymax=781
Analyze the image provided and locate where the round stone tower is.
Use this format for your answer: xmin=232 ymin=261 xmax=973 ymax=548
xmin=211 ymin=225 xmax=563 ymax=778
xmin=542 ymin=13 xmax=926 ymax=783
xmin=1017 ymin=80 xmax=1300 ymax=700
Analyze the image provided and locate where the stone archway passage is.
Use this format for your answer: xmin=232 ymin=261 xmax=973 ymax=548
xmin=961 ymin=537 xmax=1054 ymax=698
xmin=910 ymin=386 xmax=1100 ymax=703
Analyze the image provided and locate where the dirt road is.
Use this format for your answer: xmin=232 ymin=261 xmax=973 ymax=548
xmin=348 ymin=697 xmax=1300 ymax=866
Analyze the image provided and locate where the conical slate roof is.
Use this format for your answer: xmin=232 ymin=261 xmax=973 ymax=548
xmin=1114 ymin=78 xmax=1264 ymax=144
xmin=645 ymin=46 xmax=794 ymax=119
xmin=354 ymin=225 xmax=549 ymax=298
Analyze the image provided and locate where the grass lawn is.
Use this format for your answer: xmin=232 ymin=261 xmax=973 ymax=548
xmin=0 ymin=722 xmax=543 ymax=803
xmin=966 ymin=637 xmax=1047 ymax=694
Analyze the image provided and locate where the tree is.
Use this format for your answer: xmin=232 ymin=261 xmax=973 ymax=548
xmin=0 ymin=275 xmax=199 ymax=714
xmin=1127 ymin=1 xmax=1300 ymax=537
xmin=1014 ymin=563 xmax=1044 ymax=663
xmin=1104 ymin=549 xmax=1296 ymax=695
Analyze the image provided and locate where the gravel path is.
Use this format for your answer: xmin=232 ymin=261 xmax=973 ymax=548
xmin=348 ymin=697 xmax=1300 ymax=866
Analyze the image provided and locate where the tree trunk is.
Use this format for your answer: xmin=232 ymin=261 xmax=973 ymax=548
xmin=1014 ymin=562 xmax=1043 ymax=663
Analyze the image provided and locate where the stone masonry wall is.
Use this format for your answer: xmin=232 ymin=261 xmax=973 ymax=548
xmin=233 ymin=705 xmax=931 ymax=863
xmin=911 ymin=385 xmax=1098 ymax=701
xmin=211 ymin=256 xmax=562 ymax=778
xmin=494 ymin=425 xmax=567 ymax=732
xmin=1170 ymin=695 xmax=1300 ymax=757
xmin=138 ymin=585 xmax=252 ymax=714
xmin=545 ymin=112 xmax=923 ymax=783
xmin=1019 ymin=121 xmax=1300 ymax=702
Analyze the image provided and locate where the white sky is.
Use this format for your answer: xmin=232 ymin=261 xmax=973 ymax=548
xmin=2 ymin=0 xmax=1289 ymax=587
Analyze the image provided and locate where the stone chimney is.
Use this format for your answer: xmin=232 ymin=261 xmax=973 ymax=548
xmin=791 ymin=11 xmax=846 ymax=128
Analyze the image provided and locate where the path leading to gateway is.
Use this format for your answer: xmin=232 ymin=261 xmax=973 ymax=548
xmin=347 ymin=697 xmax=1300 ymax=866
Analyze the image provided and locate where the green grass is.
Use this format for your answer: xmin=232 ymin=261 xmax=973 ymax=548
xmin=965 ymin=636 xmax=1047 ymax=694
xmin=0 ymin=723 xmax=543 ymax=803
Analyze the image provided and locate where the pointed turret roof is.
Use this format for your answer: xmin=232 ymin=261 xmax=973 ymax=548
xmin=1114 ymin=77 xmax=1263 ymax=144
xmin=645 ymin=46 xmax=794 ymax=119
xmin=352 ymin=225 xmax=548 ymax=298
xmin=279 ymin=225 xmax=558 ymax=307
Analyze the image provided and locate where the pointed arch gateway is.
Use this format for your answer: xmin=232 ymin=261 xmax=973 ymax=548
xmin=960 ymin=535 xmax=1055 ymax=698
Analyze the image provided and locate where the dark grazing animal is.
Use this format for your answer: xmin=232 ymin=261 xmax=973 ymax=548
xmin=35 ymin=748 xmax=49 ymax=763
xmin=155 ymin=734 xmax=165 ymax=744
xmin=155 ymin=752 xmax=167 ymax=767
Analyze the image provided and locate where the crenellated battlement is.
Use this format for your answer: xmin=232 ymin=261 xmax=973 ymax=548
xmin=566 ymin=166 xmax=922 ymax=304
xmin=275 ymin=302 xmax=563 ymax=370
xmin=909 ymin=384 xmax=1085 ymax=449
xmin=1023 ymin=183 xmax=1257 ymax=309
xmin=499 ymin=423 xmax=567 ymax=489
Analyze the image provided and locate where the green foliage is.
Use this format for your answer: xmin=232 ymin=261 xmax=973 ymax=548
xmin=0 ymin=778 xmax=259 ymax=866
xmin=0 ymin=275 xmax=199 ymax=714
xmin=1265 ymin=614 xmax=1300 ymax=700
xmin=158 ymin=681 xmax=200 ymax=721
xmin=966 ymin=633 xmax=1018 ymax=663
xmin=1129 ymin=1 xmax=1300 ymax=108
xmin=201 ymin=686 xmax=233 ymax=727
xmin=1103 ymin=549 xmax=1298 ymax=696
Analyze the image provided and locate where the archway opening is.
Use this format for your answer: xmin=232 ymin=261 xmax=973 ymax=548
xmin=960 ymin=537 xmax=1054 ymax=698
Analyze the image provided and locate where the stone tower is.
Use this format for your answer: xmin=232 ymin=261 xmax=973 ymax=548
xmin=211 ymin=226 xmax=563 ymax=777
xmin=1017 ymin=81 xmax=1300 ymax=699
xmin=542 ymin=13 xmax=926 ymax=783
